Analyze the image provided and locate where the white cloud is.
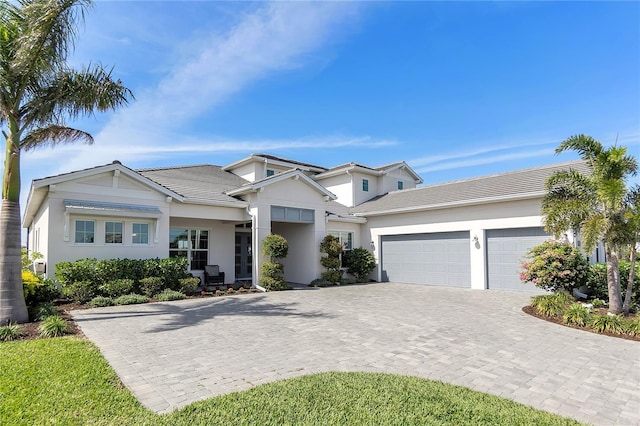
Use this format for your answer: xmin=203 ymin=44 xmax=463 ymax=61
xmin=413 ymin=148 xmax=555 ymax=174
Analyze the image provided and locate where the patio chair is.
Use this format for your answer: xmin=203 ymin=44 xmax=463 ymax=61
xmin=204 ymin=265 xmax=225 ymax=286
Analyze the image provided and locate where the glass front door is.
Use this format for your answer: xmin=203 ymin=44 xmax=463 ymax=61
xmin=235 ymin=233 xmax=252 ymax=279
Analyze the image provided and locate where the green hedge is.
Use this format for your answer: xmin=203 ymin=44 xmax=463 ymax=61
xmin=56 ymin=257 xmax=190 ymax=301
xmin=586 ymin=260 xmax=639 ymax=305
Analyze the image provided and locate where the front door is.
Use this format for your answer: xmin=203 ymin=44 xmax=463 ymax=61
xmin=235 ymin=233 xmax=252 ymax=279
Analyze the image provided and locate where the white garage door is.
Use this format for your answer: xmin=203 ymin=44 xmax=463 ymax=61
xmin=380 ymin=232 xmax=471 ymax=287
xmin=486 ymin=227 xmax=550 ymax=291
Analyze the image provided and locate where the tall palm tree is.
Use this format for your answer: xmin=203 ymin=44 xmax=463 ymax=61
xmin=622 ymin=185 xmax=640 ymax=314
xmin=542 ymin=134 xmax=638 ymax=314
xmin=0 ymin=0 xmax=132 ymax=323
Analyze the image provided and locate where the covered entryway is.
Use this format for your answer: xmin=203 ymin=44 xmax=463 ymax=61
xmin=380 ymin=231 xmax=471 ymax=287
xmin=486 ymin=227 xmax=550 ymax=291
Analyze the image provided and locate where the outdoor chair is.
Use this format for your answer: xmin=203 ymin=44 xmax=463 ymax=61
xmin=204 ymin=265 xmax=225 ymax=285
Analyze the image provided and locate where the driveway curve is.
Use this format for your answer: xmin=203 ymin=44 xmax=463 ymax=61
xmin=72 ymin=283 xmax=640 ymax=425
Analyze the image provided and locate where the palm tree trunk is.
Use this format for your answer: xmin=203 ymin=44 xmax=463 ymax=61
xmin=606 ymin=246 xmax=623 ymax=314
xmin=0 ymin=125 xmax=28 ymax=324
xmin=623 ymin=245 xmax=637 ymax=314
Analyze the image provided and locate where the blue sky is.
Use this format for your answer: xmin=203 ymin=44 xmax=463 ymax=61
xmin=11 ymin=1 xmax=640 ymax=209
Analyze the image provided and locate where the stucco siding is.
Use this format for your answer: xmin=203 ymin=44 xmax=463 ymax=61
xmin=316 ymin=174 xmax=354 ymax=207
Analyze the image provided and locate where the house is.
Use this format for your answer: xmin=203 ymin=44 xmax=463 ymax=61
xmin=22 ymin=154 xmax=589 ymax=291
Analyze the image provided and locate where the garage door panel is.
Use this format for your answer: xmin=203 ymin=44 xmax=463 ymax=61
xmin=381 ymin=231 xmax=470 ymax=287
xmin=486 ymin=227 xmax=549 ymax=291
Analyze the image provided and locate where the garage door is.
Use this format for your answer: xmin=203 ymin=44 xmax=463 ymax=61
xmin=486 ymin=227 xmax=550 ymax=291
xmin=380 ymin=232 xmax=470 ymax=287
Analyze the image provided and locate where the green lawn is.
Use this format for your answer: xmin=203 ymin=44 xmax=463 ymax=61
xmin=0 ymin=338 xmax=582 ymax=425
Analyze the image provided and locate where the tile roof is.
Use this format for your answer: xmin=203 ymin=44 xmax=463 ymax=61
xmin=137 ymin=165 xmax=248 ymax=204
xmin=253 ymin=153 xmax=327 ymax=171
xmin=350 ymin=160 xmax=591 ymax=215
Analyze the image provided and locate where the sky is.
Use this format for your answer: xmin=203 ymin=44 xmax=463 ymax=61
xmin=5 ymin=0 xmax=640 ymax=213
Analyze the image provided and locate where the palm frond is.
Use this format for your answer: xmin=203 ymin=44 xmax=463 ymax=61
xmin=555 ymin=134 xmax=603 ymax=161
xmin=581 ymin=214 xmax=607 ymax=253
xmin=20 ymin=124 xmax=92 ymax=151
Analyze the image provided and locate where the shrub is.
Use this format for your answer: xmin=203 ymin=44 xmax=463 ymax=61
xmin=340 ymin=277 xmax=357 ymax=285
xmin=89 ymin=296 xmax=115 ymax=308
xmin=21 ymin=248 xmax=43 ymax=271
xmin=591 ymin=298 xmax=605 ymax=308
xmin=260 ymin=275 xmax=288 ymax=291
xmin=623 ymin=318 xmax=640 ymax=336
xmin=0 ymin=323 xmax=22 ymax=342
xmin=520 ymin=241 xmax=589 ymax=292
xmin=39 ymin=315 xmax=68 ymax=338
xmin=22 ymin=270 xmax=42 ymax=299
xmin=260 ymin=261 xmax=286 ymax=291
xmin=586 ymin=261 xmax=640 ymax=305
xmin=114 ymin=294 xmax=150 ymax=305
xmin=178 ymin=277 xmax=201 ymax=295
xmin=530 ymin=292 xmax=572 ymax=317
xmin=345 ymin=248 xmax=377 ymax=281
xmin=589 ymin=314 xmax=624 ymax=334
xmin=26 ymin=278 xmax=61 ymax=307
xmin=262 ymin=234 xmax=288 ymax=260
xmin=99 ymin=279 xmax=134 ymax=298
xmin=320 ymin=235 xmax=343 ymax=284
xmin=563 ymin=303 xmax=591 ymax=326
xmin=29 ymin=303 xmax=57 ymax=321
xmin=62 ymin=281 xmax=96 ymax=304
xmin=139 ymin=277 xmax=165 ymax=297
xmin=309 ymin=278 xmax=333 ymax=287
xmin=156 ymin=289 xmax=186 ymax=301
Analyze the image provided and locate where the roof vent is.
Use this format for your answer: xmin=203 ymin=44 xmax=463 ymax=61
xmin=112 ymin=160 xmax=121 ymax=165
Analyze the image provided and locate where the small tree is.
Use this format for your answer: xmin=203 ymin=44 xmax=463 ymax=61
xmin=320 ymin=235 xmax=343 ymax=283
xmin=520 ymin=240 xmax=589 ymax=292
xmin=345 ymin=247 xmax=376 ymax=282
xmin=260 ymin=234 xmax=288 ymax=291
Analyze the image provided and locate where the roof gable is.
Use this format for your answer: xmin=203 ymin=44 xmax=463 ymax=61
xmin=226 ymin=169 xmax=336 ymax=199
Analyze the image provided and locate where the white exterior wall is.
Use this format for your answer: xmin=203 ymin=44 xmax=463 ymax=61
xmin=353 ymin=172 xmax=378 ymax=206
xmin=316 ymin=174 xmax=354 ymax=207
xmin=30 ymin=203 xmax=50 ymax=263
xmin=380 ymin=169 xmax=418 ymax=194
xmin=363 ymin=198 xmax=546 ymax=289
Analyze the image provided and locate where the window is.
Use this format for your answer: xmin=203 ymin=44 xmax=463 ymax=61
xmin=329 ymin=231 xmax=354 ymax=267
xmin=397 ymin=181 xmax=404 ymax=190
xmin=169 ymin=228 xmax=209 ymax=270
xmin=266 ymin=169 xmax=275 ymax=177
xmin=362 ymin=179 xmax=369 ymax=192
xmin=75 ymin=220 xmax=95 ymax=243
xmin=132 ymin=223 xmax=149 ymax=245
xmin=271 ymin=206 xmax=314 ymax=223
xmin=105 ymin=221 xmax=123 ymax=244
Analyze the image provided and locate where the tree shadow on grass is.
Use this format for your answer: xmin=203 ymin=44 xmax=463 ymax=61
xmin=72 ymin=293 xmax=332 ymax=334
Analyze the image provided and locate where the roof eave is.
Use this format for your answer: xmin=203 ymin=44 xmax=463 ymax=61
xmin=181 ymin=198 xmax=248 ymax=208
xmin=326 ymin=215 xmax=367 ymax=224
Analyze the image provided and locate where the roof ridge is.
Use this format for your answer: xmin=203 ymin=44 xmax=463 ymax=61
xmin=137 ymin=164 xmax=217 ymax=172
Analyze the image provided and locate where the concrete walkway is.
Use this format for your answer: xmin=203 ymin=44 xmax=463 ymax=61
xmin=72 ymin=283 xmax=640 ymax=425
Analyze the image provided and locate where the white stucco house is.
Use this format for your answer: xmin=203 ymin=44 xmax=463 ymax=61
xmin=22 ymin=153 xmax=589 ymax=292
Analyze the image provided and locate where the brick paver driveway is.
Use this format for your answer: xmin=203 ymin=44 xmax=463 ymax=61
xmin=72 ymin=283 xmax=640 ymax=425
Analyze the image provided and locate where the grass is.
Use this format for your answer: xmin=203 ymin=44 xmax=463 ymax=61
xmin=0 ymin=338 xmax=582 ymax=426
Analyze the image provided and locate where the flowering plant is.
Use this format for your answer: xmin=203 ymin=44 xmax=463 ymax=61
xmin=520 ymin=240 xmax=589 ymax=292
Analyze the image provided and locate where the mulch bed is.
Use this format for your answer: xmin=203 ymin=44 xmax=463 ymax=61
xmin=522 ymin=305 xmax=640 ymax=342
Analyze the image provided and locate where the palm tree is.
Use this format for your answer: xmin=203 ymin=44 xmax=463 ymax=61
xmin=622 ymin=185 xmax=640 ymax=314
xmin=0 ymin=0 xmax=132 ymax=323
xmin=542 ymin=134 xmax=638 ymax=314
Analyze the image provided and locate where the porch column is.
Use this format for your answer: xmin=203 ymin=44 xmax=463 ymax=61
xmin=470 ymin=228 xmax=486 ymax=290
xmin=251 ymin=204 xmax=272 ymax=288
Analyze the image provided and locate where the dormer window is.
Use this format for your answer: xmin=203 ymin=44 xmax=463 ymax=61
xmin=362 ymin=178 xmax=369 ymax=192
xmin=397 ymin=181 xmax=403 ymax=190
xmin=266 ymin=169 xmax=275 ymax=177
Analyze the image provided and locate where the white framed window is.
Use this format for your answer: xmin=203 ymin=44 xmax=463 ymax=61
xmin=169 ymin=228 xmax=209 ymax=270
xmin=329 ymin=231 xmax=354 ymax=267
xmin=397 ymin=181 xmax=403 ymax=190
xmin=105 ymin=221 xmax=123 ymax=244
xmin=75 ymin=220 xmax=95 ymax=244
xmin=362 ymin=179 xmax=369 ymax=192
xmin=132 ymin=223 xmax=149 ymax=245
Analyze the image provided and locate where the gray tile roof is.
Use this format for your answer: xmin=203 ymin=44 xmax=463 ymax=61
xmin=138 ymin=165 xmax=248 ymax=204
xmin=253 ymin=153 xmax=327 ymax=171
xmin=64 ymin=199 xmax=162 ymax=214
xmin=350 ymin=160 xmax=590 ymax=215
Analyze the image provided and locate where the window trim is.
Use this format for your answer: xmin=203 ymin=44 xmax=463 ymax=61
xmin=362 ymin=178 xmax=369 ymax=192
xmin=329 ymin=231 xmax=354 ymax=268
xmin=74 ymin=219 xmax=95 ymax=244
xmin=132 ymin=222 xmax=150 ymax=245
xmin=104 ymin=221 xmax=124 ymax=244
xmin=169 ymin=227 xmax=210 ymax=271
xmin=397 ymin=180 xmax=404 ymax=190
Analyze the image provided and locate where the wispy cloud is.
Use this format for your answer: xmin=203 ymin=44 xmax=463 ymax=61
xmin=413 ymin=148 xmax=555 ymax=174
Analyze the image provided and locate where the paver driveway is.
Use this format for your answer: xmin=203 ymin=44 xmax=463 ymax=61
xmin=72 ymin=283 xmax=640 ymax=425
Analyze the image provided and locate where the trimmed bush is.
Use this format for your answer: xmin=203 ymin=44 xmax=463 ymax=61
xmin=262 ymin=234 xmax=289 ymax=259
xmin=178 ymin=277 xmax=200 ymax=295
xmin=260 ymin=234 xmax=289 ymax=291
xmin=260 ymin=275 xmax=288 ymax=291
xmin=89 ymin=296 xmax=115 ymax=308
xmin=344 ymin=248 xmax=377 ymax=281
xmin=139 ymin=277 xmax=165 ymax=298
xmin=156 ymin=289 xmax=186 ymax=301
xmin=62 ymin=281 xmax=96 ymax=304
xmin=99 ymin=279 xmax=134 ymax=298
xmin=39 ymin=315 xmax=68 ymax=338
xmin=0 ymin=323 xmax=22 ymax=342
xmin=586 ymin=261 xmax=640 ymax=305
xmin=520 ymin=240 xmax=589 ymax=292
xmin=114 ymin=294 xmax=150 ymax=305
xmin=320 ymin=235 xmax=343 ymax=284
xmin=563 ymin=303 xmax=591 ymax=326
xmin=309 ymin=278 xmax=333 ymax=287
